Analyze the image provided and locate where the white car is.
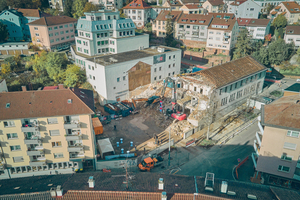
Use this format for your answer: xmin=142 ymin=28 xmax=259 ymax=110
xmin=297 ymin=79 xmax=300 ymax=82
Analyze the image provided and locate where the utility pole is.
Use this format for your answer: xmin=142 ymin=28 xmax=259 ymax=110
xmin=205 ymin=90 xmax=216 ymax=140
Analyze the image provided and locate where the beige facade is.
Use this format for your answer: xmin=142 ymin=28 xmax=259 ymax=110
xmin=269 ymin=2 xmax=300 ymax=24
xmin=202 ymin=1 xmax=223 ymax=13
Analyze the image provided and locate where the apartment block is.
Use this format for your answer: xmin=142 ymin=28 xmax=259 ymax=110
xmin=227 ymin=0 xmax=261 ymax=19
xmin=28 ymin=16 xmax=77 ymax=52
xmin=0 ymin=86 xmax=96 ymax=179
xmin=206 ymin=18 xmax=239 ymax=55
xmin=202 ymin=0 xmax=224 ymax=13
xmin=179 ymin=4 xmax=206 ymax=14
xmin=285 ymin=25 xmax=300 ymax=48
xmin=152 ymin=10 xmax=182 ymax=37
xmin=255 ymin=95 xmax=300 ymax=185
xmin=75 ymin=9 xmax=149 ymax=56
xmin=269 ymin=1 xmax=300 ymax=24
xmin=237 ymin=18 xmax=271 ymax=40
xmin=123 ymin=0 xmax=152 ymax=28
xmin=0 ymin=8 xmax=51 ymax=42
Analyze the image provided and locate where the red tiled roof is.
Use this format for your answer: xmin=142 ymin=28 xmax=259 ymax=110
xmin=230 ymin=0 xmax=246 ymax=6
xmin=123 ymin=0 xmax=152 ymax=9
xmin=275 ymin=5 xmax=281 ymax=9
xmin=27 ymin=16 xmax=77 ymax=26
xmin=185 ymin=4 xmax=202 ymax=9
xmin=0 ymin=87 xmax=94 ymax=120
xmin=237 ymin=18 xmax=252 ymax=26
xmin=155 ymin=10 xmax=182 ymax=22
xmin=285 ymin=25 xmax=300 ymax=35
xmin=282 ymin=1 xmax=300 ymax=13
xmin=208 ymin=18 xmax=237 ymax=31
xmin=207 ymin=0 xmax=224 ymax=6
xmin=281 ymin=11 xmax=287 ymax=15
xmin=43 ymin=86 xmax=58 ymax=90
xmin=271 ymin=11 xmax=277 ymax=15
xmin=177 ymin=14 xmax=213 ymax=25
xmin=15 ymin=8 xmax=51 ymax=18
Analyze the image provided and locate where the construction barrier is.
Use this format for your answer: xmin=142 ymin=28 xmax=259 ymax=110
xmin=186 ymin=138 xmax=195 ymax=148
xmin=235 ymin=156 xmax=249 ymax=179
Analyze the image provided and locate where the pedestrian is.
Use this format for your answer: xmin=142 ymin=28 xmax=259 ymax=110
xmin=114 ymin=125 xmax=116 ymax=130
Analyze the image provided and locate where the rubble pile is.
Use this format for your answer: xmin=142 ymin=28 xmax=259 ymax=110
xmin=169 ymin=120 xmax=194 ymax=135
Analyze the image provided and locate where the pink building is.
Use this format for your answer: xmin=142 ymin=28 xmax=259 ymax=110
xmin=28 ymin=16 xmax=77 ymax=51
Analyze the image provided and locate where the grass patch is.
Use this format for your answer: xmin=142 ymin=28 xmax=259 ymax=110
xmin=270 ymin=90 xmax=283 ymax=97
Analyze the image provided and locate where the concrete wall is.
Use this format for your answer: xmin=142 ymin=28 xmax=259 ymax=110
xmin=128 ymin=62 xmax=151 ymax=91
xmin=115 ymin=34 xmax=149 ymax=53
xmin=96 ymin=158 xmax=138 ymax=170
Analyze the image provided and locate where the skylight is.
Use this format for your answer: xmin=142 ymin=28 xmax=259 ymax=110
xmin=68 ymin=99 xmax=72 ymax=104
xmin=6 ymin=103 xmax=10 ymax=108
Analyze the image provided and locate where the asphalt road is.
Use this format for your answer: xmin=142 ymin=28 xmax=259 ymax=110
xmin=174 ymin=122 xmax=259 ymax=180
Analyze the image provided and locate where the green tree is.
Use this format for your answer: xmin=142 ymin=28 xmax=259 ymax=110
xmin=267 ymin=38 xmax=294 ymax=65
xmin=40 ymin=0 xmax=49 ymax=11
xmin=252 ymin=47 xmax=270 ymax=66
xmin=126 ymin=0 xmax=130 ymax=5
xmin=0 ymin=21 xmax=8 ymax=43
xmin=232 ymin=28 xmax=252 ymax=60
xmin=44 ymin=52 xmax=67 ymax=83
xmin=266 ymin=4 xmax=275 ymax=15
xmin=165 ymin=12 xmax=174 ymax=47
xmin=64 ymin=64 xmax=86 ymax=87
xmin=1 ymin=62 xmax=11 ymax=74
xmin=63 ymin=0 xmax=73 ymax=17
xmin=72 ymin=0 xmax=87 ymax=19
xmin=272 ymin=15 xmax=287 ymax=29
xmin=26 ymin=51 xmax=48 ymax=76
xmin=0 ymin=0 xmax=7 ymax=12
xmin=83 ymin=2 xmax=97 ymax=13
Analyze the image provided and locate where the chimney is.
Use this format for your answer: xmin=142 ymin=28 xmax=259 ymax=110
xmin=158 ymin=178 xmax=164 ymax=190
xmin=58 ymin=84 xmax=64 ymax=89
xmin=161 ymin=192 xmax=167 ymax=200
xmin=50 ymin=187 xmax=56 ymax=198
xmin=21 ymin=86 xmax=27 ymax=92
xmin=56 ymin=185 xmax=63 ymax=197
xmin=88 ymin=176 xmax=95 ymax=188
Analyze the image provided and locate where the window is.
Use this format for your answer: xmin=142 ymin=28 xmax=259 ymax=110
xmin=47 ymin=118 xmax=58 ymax=124
xmin=48 ymin=27 xmax=52 ymax=31
xmin=278 ymin=165 xmax=290 ymax=173
xmin=52 ymin=141 xmax=62 ymax=147
xmin=281 ymin=154 xmax=292 ymax=161
xmin=56 ymin=38 xmax=59 ymax=42
xmin=7 ymin=133 xmax=18 ymax=139
xmin=65 ymin=24 xmax=68 ymax=28
xmin=287 ymin=130 xmax=299 ymax=138
xmin=49 ymin=33 xmax=53 ymax=37
xmin=35 ymin=33 xmax=39 ymax=36
xmin=66 ymin=36 xmax=69 ymax=39
xmin=54 ymin=153 xmax=64 ymax=158
xmin=55 ymin=32 xmax=59 ymax=36
xmin=61 ymin=37 xmax=65 ymax=40
xmin=60 ymin=31 xmax=64 ymax=34
xmin=10 ymin=145 xmax=21 ymax=151
xmin=50 ymin=130 xmax=60 ymax=136
xmin=34 ymin=27 xmax=38 ymax=30
xmin=117 ymin=77 xmax=120 ymax=82
xmin=13 ymin=156 xmax=24 ymax=163
xmin=159 ymin=75 xmax=162 ymax=79
xmin=159 ymin=67 xmax=162 ymax=71
xmin=4 ymin=121 xmax=15 ymax=127
xmin=37 ymin=39 xmax=40 ymax=42
xmin=93 ymin=76 xmax=95 ymax=80
xmin=154 ymin=77 xmax=157 ymax=80
xmin=283 ymin=142 xmax=297 ymax=150
xmin=221 ymin=97 xmax=228 ymax=106
xmin=50 ymin=39 xmax=54 ymax=43
xmin=123 ymin=76 xmax=126 ymax=81
xmin=154 ymin=68 xmax=157 ymax=72
xmin=59 ymin=25 xmax=63 ymax=29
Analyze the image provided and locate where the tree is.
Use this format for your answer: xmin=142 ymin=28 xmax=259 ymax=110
xmin=63 ymin=0 xmax=73 ymax=17
xmin=126 ymin=0 xmax=130 ymax=5
xmin=266 ymin=4 xmax=275 ymax=15
xmin=232 ymin=28 xmax=252 ymax=60
xmin=31 ymin=0 xmax=42 ymax=9
xmin=0 ymin=0 xmax=7 ymax=12
xmin=64 ymin=64 xmax=86 ymax=87
xmin=252 ymin=46 xmax=270 ymax=66
xmin=165 ymin=12 xmax=174 ymax=47
xmin=72 ymin=0 xmax=87 ymax=19
xmin=83 ymin=2 xmax=97 ymax=13
xmin=0 ymin=21 xmax=8 ymax=43
xmin=272 ymin=15 xmax=287 ymax=29
xmin=1 ymin=62 xmax=11 ymax=75
xmin=44 ymin=52 xmax=67 ymax=83
xmin=267 ymin=38 xmax=294 ymax=65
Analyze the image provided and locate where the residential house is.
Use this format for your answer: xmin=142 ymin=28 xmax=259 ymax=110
xmin=28 ymin=16 xmax=77 ymax=52
xmin=180 ymin=4 xmax=206 ymax=14
xmin=237 ymin=18 xmax=271 ymax=40
xmin=208 ymin=12 xmax=235 ymax=19
xmin=0 ymin=79 xmax=8 ymax=92
xmin=255 ymin=95 xmax=300 ymax=185
xmin=0 ymin=85 xmax=96 ymax=179
xmin=74 ymin=10 xmax=148 ymax=56
xmin=269 ymin=1 xmax=300 ymax=24
xmin=206 ymin=18 xmax=239 ymax=55
xmin=227 ymin=0 xmax=261 ymax=19
xmin=152 ymin=10 xmax=182 ymax=37
xmin=255 ymin=0 xmax=298 ymax=14
xmin=285 ymin=25 xmax=300 ymax=48
xmin=72 ymin=45 xmax=181 ymax=104
xmin=202 ymin=0 xmax=225 ymax=13
xmin=150 ymin=6 xmax=170 ymax=20
xmin=0 ymin=8 xmax=51 ymax=42
xmin=49 ymin=0 xmax=65 ymax=11
xmin=178 ymin=56 xmax=267 ymax=120
xmin=123 ymin=0 xmax=152 ymax=28
xmin=176 ymin=14 xmax=213 ymax=48
xmin=0 ymin=41 xmax=30 ymax=55
xmin=162 ymin=0 xmax=183 ymax=11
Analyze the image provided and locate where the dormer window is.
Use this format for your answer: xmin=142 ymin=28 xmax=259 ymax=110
xmin=6 ymin=103 xmax=10 ymax=108
xmin=68 ymin=99 xmax=72 ymax=104
xmin=295 ymin=8 xmax=299 ymax=11
xmin=199 ymin=20 xmax=205 ymax=23
xmin=287 ymin=30 xmax=294 ymax=34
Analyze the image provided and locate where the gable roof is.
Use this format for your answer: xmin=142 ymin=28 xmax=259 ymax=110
xmin=284 ymin=83 xmax=300 ymax=92
xmin=184 ymin=4 xmax=202 ymax=9
xmin=196 ymin=56 xmax=267 ymax=88
xmin=155 ymin=10 xmax=182 ymax=22
xmin=180 ymin=0 xmax=202 ymax=4
xmin=0 ymin=87 xmax=94 ymax=120
xmin=177 ymin=13 xmax=213 ymax=25
xmin=237 ymin=18 xmax=252 ymax=26
xmin=165 ymin=0 xmax=183 ymax=7
xmin=27 ymin=16 xmax=77 ymax=26
xmin=282 ymin=1 xmax=300 ymax=13
xmin=123 ymin=0 xmax=152 ymax=9
xmin=207 ymin=0 xmax=224 ymax=6
xmin=208 ymin=18 xmax=237 ymax=31
xmin=262 ymin=94 xmax=300 ymax=130
xmin=15 ymin=8 xmax=51 ymax=18
xmin=230 ymin=0 xmax=246 ymax=6
xmin=247 ymin=19 xmax=270 ymax=27
xmin=285 ymin=25 xmax=300 ymax=35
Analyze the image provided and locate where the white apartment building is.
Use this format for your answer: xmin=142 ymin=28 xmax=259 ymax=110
xmin=123 ymin=0 xmax=152 ymax=28
xmin=227 ymin=0 xmax=261 ymax=19
xmin=238 ymin=18 xmax=271 ymax=40
xmin=72 ymin=46 xmax=182 ymax=104
xmin=285 ymin=25 xmax=300 ymax=48
xmin=206 ymin=18 xmax=239 ymax=55
xmin=75 ymin=9 xmax=149 ymax=56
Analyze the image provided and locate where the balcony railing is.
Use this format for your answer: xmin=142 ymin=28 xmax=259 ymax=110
xmin=29 ymin=156 xmax=47 ymax=166
xmin=70 ymin=152 xmax=85 ymax=160
xmin=21 ymin=122 xmax=39 ymax=132
xmin=24 ymin=134 xmax=42 ymax=144
xmin=68 ymin=146 xmax=84 ymax=153
xmin=27 ymin=149 xmax=44 ymax=156
xmin=223 ymin=41 xmax=229 ymax=44
xmin=64 ymin=120 xmax=80 ymax=129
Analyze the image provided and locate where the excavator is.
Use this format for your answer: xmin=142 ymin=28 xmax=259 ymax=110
xmin=131 ymin=96 xmax=160 ymax=113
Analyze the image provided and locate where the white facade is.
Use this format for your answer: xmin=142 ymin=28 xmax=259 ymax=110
xmin=285 ymin=34 xmax=300 ymax=48
xmin=247 ymin=25 xmax=270 ymax=40
xmin=0 ymin=79 xmax=8 ymax=92
xmin=124 ymin=8 xmax=152 ymax=28
xmin=227 ymin=0 xmax=261 ymax=19
xmin=72 ymin=46 xmax=182 ymax=103
xmin=75 ymin=10 xmax=149 ymax=56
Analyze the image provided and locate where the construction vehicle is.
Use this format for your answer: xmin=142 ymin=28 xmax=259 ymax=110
xmin=138 ymin=154 xmax=164 ymax=172
xmin=131 ymin=96 xmax=159 ymax=110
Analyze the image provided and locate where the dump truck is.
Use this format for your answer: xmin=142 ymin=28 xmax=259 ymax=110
xmin=138 ymin=154 xmax=164 ymax=172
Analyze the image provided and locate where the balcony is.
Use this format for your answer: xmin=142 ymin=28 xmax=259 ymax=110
xmin=68 ymin=146 xmax=84 ymax=153
xmin=224 ymin=35 xmax=230 ymax=39
xmin=223 ymin=41 xmax=229 ymax=44
xmin=0 ymin=160 xmax=6 ymax=171
xmin=24 ymin=134 xmax=42 ymax=144
xmin=64 ymin=120 xmax=80 ymax=129
xmin=293 ymin=174 xmax=300 ymax=181
xmin=65 ymin=130 xmax=82 ymax=141
xmin=27 ymin=146 xmax=44 ymax=156
xmin=29 ymin=156 xmax=46 ymax=166
xmin=69 ymin=152 xmax=85 ymax=160
xmin=21 ymin=122 xmax=39 ymax=132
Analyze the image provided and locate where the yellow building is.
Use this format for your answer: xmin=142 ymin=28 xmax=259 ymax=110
xmin=0 ymin=85 xmax=96 ymax=178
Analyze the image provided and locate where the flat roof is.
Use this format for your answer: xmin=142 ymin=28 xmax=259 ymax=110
xmin=0 ymin=42 xmax=29 ymax=45
xmin=74 ymin=46 xmax=180 ymax=66
xmin=284 ymin=83 xmax=300 ymax=92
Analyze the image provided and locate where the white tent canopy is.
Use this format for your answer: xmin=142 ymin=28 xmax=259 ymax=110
xmin=97 ymin=138 xmax=115 ymax=158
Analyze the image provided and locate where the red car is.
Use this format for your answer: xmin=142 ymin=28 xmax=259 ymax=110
xmin=171 ymin=112 xmax=187 ymax=121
